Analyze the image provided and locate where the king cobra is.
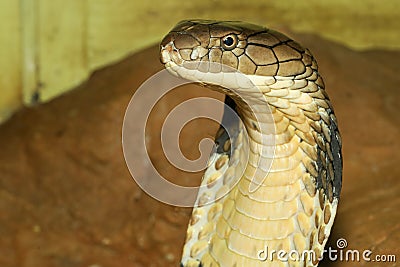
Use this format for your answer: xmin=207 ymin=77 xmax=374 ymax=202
xmin=160 ymin=20 xmax=342 ymax=267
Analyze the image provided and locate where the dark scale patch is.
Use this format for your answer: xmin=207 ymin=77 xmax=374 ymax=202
xmin=215 ymin=96 xmax=239 ymax=157
xmin=180 ymin=262 xmax=203 ymax=267
xmin=329 ymin=116 xmax=342 ymax=198
xmin=315 ymin=108 xmax=342 ymax=200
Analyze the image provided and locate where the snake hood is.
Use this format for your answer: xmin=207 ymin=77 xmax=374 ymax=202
xmin=160 ymin=20 xmax=342 ymax=267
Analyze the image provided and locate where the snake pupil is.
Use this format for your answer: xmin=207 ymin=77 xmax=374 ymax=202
xmin=222 ymin=35 xmax=237 ymax=50
xmin=224 ymin=37 xmax=234 ymax=46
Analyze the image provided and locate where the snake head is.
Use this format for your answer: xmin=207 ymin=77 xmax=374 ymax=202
xmin=160 ymin=19 xmax=311 ymax=81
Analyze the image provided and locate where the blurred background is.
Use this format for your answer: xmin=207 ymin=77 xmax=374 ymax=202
xmin=0 ymin=1 xmax=399 ymax=266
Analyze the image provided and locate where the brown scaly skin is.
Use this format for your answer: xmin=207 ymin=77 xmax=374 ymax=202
xmin=160 ymin=20 xmax=342 ymax=267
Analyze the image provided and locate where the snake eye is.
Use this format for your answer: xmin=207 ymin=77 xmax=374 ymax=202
xmin=221 ymin=34 xmax=237 ymax=50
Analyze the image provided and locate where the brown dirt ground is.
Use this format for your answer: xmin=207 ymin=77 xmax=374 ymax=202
xmin=0 ymin=32 xmax=399 ymax=267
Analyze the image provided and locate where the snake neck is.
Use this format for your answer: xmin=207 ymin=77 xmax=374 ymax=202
xmin=230 ymin=86 xmax=312 ymax=192
xmin=182 ymin=73 xmax=342 ymax=266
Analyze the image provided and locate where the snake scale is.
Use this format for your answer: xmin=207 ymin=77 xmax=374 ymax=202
xmin=160 ymin=20 xmax=342 ymax=267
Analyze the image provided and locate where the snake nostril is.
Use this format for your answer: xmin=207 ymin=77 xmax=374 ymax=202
xmin=165 ymin=43 xmax=173 ymax=52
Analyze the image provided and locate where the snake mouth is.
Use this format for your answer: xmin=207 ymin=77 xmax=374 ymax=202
xmin=160 ymin=41 xmax=184 ymax=66
xmin=160 ymin=45 xmax=267 ymax=105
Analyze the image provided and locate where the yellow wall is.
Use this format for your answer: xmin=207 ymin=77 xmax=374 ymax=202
xmin=0 ymin=0 xmax=399 ymax=123
xmin=0 ymin=0 xmax=22 ymax=122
